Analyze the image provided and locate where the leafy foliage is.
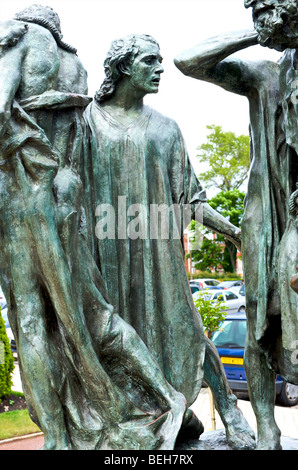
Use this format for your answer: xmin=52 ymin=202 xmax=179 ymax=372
xmin=208 ymin=189 xmax=246 ymax=272
xmin=193 ymin=291 xmax=227 ymax=338
xmin=189 ymin=189 xmax=245 ymax=272
xmin=188 ymin=124 xmax=249 ymax=273
xmin=197 ymin=125 xmax=250 ymax=192
xmin=188 ymin=224 xmax=224 ymax=272
xmin=208 ymin=189 xmax=246 ymax=227
xmin=187 ymin=271 xmax=242 ymax=281
xmin=0 ymin=307 xmax=14 ymax=398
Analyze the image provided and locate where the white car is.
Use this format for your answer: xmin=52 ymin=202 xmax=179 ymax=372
xmin=217 ymin=280 xmax=244 ymax=290
xmin=193 ymin=289 xmax=246 ymax=314
xmin=190 ymin=278 xmax=221 ymax=289
xmin=229 ymin=285 xmax=242 ymax=295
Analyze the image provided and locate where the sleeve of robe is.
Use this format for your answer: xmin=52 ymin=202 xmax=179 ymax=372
xmin=166 ymin=119 xmax=207 ymax=232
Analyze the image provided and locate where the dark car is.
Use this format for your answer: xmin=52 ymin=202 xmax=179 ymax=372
xmin=211 ymin=313 xmax=298 ymax=407
xmin=189 ymin=279 xmax=223 ymax=295
xmin=189 ymin=282 xmax=202 ymax=295
xmin=189 ymin=281 xmax=222 ymax=295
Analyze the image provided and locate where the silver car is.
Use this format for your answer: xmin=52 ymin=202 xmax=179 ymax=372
xmin=190 ymin=278 xmax=221 ymax=289
xmin=194 ymin=289 xmax=246 ymax=313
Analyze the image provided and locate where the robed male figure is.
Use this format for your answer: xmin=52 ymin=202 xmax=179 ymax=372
xmin=82 ymin=33 xmax=255 ymax=450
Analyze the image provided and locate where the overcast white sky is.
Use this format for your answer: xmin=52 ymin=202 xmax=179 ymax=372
xmin=1 ymin=0 xmax=281 ymax=180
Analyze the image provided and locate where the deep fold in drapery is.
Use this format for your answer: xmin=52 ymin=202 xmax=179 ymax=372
xmin=0 ymin=92 xmax=186 ymax=450
xmin=240 ymin=50 xmax=298 ymax=358
xmin=82 ymin=102 xmax=207 ymax=407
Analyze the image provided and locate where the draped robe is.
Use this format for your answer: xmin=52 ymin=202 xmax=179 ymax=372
xmin=82 ymin=102 xmax=207 ymax=406
xmin=201 ymin=49 xmax=298 ymax=377
xmin=0 ymin=22 xmax=186 ymax=449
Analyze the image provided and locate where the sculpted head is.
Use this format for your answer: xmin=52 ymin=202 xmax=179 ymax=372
xmin=244 ymin=0 xmax=298 ymax=51
xmin=14 ymin=4 xmax=62 ymax=32
xmin=95 ymin=34 xmax=163 ymax=103
xmin=14 ymin=4 xmax=77 ymax=53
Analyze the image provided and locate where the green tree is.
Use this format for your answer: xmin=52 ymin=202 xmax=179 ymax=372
xmin=188 ymin=224 xmax=224 ymax=272
xmin=193 ymin=291 xmax=227 ymax=338
xmin=208 ymin=189 xmax=246 ymax=272
xmin=188 ymin=126 xmax=249 ymax=273
xmin=0 ymin=307 xmax=14 ymax=398
xmin=197 ymin=125 xmax=250 ymax=192
xmin=189 ymin=189 xmax=245 ymax=272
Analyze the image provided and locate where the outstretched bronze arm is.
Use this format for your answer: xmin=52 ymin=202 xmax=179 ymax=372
xmin=202 ymin=202 xmax=242 ymax=252
xmin=174 ymin=29 xmax=259 ymax=96
xmin=175 ymin=29 xmax=258 ymax=78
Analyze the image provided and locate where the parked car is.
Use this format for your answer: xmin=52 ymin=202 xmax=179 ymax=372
xmin=189 ymin=281 xmax=222 ymax=295
xmin=238 ymin=283 xmax=245 ymax=297
xmin=193 ymin=289 xmax=246 ymax=313
xmin=1 ymin=305 xmax=17 ymax=356
xmin=211 ymin=313 xmax=298 ymax=406
xmin=229 ymin=283 xmax=246 ymax=296
xmin=190 ymin=279 xmax=222 ymax=290
xmin=218 ymin=280 xmax=244 ymax=290
xmin=189 ymin=282 xmax=202 ymax=295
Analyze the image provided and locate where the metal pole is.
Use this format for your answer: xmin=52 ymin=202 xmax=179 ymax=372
xmin=205 ymin=330 xmax=216 ymax=430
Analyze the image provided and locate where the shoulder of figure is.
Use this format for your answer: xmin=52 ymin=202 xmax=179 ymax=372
xmin=0 ymin=19 xmax=28 ymax=49
xmin=146 ymin=106 xmax=180 ymax=130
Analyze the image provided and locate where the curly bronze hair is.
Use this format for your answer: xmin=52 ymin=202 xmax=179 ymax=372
xmin=14 ymin=4 xmax=77 ymax=54
xmin=245 ymin=0 xmax=298 ymax=51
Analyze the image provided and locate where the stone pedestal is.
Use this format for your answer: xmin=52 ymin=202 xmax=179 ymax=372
xmin=176 ymin=429 xmax=298 ymax=450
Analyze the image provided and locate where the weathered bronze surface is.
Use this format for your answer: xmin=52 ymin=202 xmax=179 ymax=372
xmin=0 ymin=5 xmax=190 ymax=450
xmin=82 ymin=34 xmax=255 ymax=449
xmin=175 ymin=0 xmax=298 ymax=450
xmin=0 ymin=3 xmax=261 ymax=451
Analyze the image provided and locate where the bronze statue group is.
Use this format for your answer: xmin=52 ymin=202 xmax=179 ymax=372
xmin=0 ymin=1 xmax=297 ymax=450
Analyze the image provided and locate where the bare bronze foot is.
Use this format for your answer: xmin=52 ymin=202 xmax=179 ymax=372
xmin=175 ymin=409 xmax=204 ymax=446
xmin=224 ymin=404 xmax=256 ymax=450
xmin=256 ymin=424 xmax=282 ymax=450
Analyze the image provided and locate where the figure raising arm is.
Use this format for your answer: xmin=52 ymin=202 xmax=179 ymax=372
xmin=174 ymin=29 xmax=260 ymax=95
xmin=174 ymin=0 xmax=298 ymax=450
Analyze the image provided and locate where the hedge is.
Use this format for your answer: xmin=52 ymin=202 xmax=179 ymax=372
xmin=0 ymin=307 xmax=14 ymax=399
xmin=188 ymin=271 xmax=243 ymax=281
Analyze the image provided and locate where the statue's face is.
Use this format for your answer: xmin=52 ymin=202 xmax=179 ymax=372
xmin=244 ymin=0 xmax=298 ymax=51
xmin=127 ymin=40 xmax=164 ymax=96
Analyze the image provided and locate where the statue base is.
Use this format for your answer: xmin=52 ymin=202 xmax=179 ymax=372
xmin=176 ymin=429 xmax=298 ymax=450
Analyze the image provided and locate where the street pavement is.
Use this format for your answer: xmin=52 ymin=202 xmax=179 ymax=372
xmin=191 ymin=386 xmax=298 ymax=441
xmin=0 ymin=362 xmax=297 ymax=450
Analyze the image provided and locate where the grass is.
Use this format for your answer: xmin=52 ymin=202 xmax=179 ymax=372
xmin=0 ymin=409 xmax=40 ymax=440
